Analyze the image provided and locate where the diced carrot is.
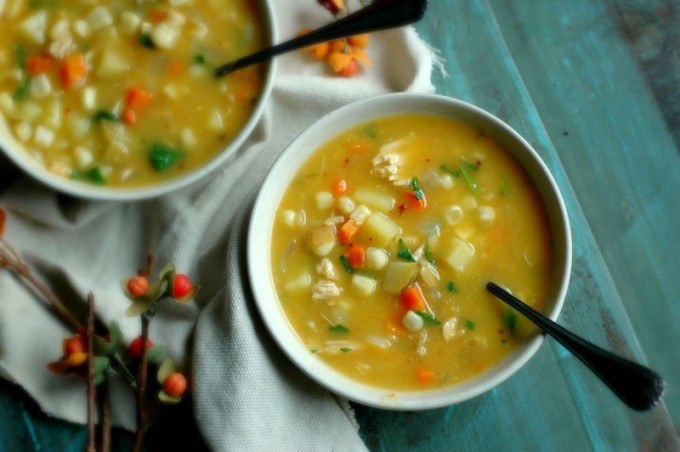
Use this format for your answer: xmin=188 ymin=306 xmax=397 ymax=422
xmin=345 ymin=244 xmax=366 ymax=269
xmin=400 ymin=284 xmax=426 ymax=311
xmin=404 ymin=190 xmax=427 ymax=210
xmin=337 ymin=219 xmax=359 ymax=244
xmin=417 ymin=368 xmax=435 ymax=384
xmin=332 ymin=177 xmax=347 ymax=197
xmin=60 ymin=53 xmax=88 ymax=88
xmin=126 ymin=86 xmax=153 ymax=110
xmin=149 ymin=10 xmax=168 ymax=23
xmin=26 ymin=55 xmax=53 ymax=76
xmin=122 ymin=108 xmax=136 ymax=125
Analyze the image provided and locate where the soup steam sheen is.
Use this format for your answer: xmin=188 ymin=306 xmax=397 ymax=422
xmin=0 ymin=0 xmax=265 ymax=188
xmin=272 ymin=113 xmax=553 ymax=391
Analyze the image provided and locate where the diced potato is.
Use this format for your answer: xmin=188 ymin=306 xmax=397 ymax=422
xmin=86 ymin=7 xmax=114 ymax=32
xmin=44 ymin=97 xmax=63 ymax=128
xmin=50 ymin=18 xmax=70 ymax=40
xmin=0 ymin=92 xmax=12 ymax=113
xmin=72 ymin=19 xmax=89 ymax=38
xmin=360 ymin=212 xmax=400 ymax=248
xmin=402 ymin=311 xmax=424 ymax=332
xmin=74 ymin=146 xmax=94 ymax=168
xmin=81 ymin=87 xmax=97 ymax=110
xmin=336 ymin=196 xmax=355 ymax=215
xmin=151 ymin=23 xmax=180 ymax=49
xmin=315 ymin=191 xmax=333 ymax=210
xmin=280 ymin=209 xmax=296 ymax=227
xmin=307 ymin=224 xmax=336 ymax=257
xmin=365 ymin=247 xmax=388 ymax=270
xmin=442 ymin=317 xmax=460 ymax=341
xmin=461 ymin=194 xmax=477 ymax=209
xmin=14 ymin=102 xmax=41 ymax=122
xmin=349 ymin=205 xmax=371 ymax=224
xmin=208 ymin=110 xmax=223 ymax=130
xmin=441 ymin=174 xmax=454 ymax=190
xmin=284 ymin=273 xmax=312 ymax=292
xmin=67 ymin=115 xmax=90 ymax=138
xmin=97 ymin=50 xmax=129 ymax=77
xmin=382 ymin=261 xmax=419 ymax=294
xmin=440 ymin=236 xmax=475 ymax=273
xmin=30 ymin=74 xmax=52 ymax=98
xmin=33 ymin=125 xmax=54 ymax=147
xmin=49 ymin=160 xmax=72 ymax=177
xmin=351 ymin=274 xmax=376 ymax=298
xmin=119 ymin=12 xmax=141 ymax=35
xmin=354 ymin=188 xmax=395 ymax=212
xmin=18 ymin=11 xmax=47 ymax=44
xmin=14 ymin=122 xmax=31 ymax=142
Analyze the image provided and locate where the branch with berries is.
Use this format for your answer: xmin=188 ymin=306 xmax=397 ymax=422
xmin=0 ymin=207 xmax=198 ymax=452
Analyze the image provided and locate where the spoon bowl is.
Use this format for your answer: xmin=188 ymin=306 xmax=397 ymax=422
xmin=486 ymin=282 xmax=665 ymax=411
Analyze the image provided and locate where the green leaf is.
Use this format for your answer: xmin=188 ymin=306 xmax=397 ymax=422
xmin=424 ymin=243 xmax=435 ymax=264
xmin=158 ymin=390 xmax=182 ymax=404
xmin=146 ymin=344 xmax=165 ymax=363
xmin=329 ymin=324 xmax=350 ymax=334
xmin=339 ymin=255 xmax=354 ymax=273
xmin=502 ymin=308 xmax=519 ymax=335
xmin=92 ymin=109 xmax=120 ymax=122
xmin=94 ymin=371 xmax=107 ymax=386
xmin=458 ymin=162 xmax=479 ymax=196
xmin=149 ymin=144 xmax=184 ymax=172
xmin=12 ymin=79 xmax=30 ymax=101
xmin=108 ymin=321 xmax=123 ymax=348
xmin=410 ymin=177 xmax=424 ymax=200
xmin=465 ymin=320 xmax=476 ymax=330
xmin=447 ymin=281 xmax=458 ymax=293
xmin=193 ymin=54 xmax=207 ymax=65
xmin=85 ymin=167 xmax=106 ymax=185
xmin=125 ymin=297 xmax=155 ymax=317
xmin=92 ymin=356 xmax=110 ymax=374
xmin=340 ymin=347 xmax=352 ymax=353
xmin=397 ymin=239 xmax=416 ymax=262
xmin=415 ymin=311 xmax=441 ymax=326
xmin=94 ymin=336 xmax=116 ymax=356
xmin=157 ymin=358 xmax=175 ymax=384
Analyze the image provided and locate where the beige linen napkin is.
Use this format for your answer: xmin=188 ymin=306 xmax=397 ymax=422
xmin=0 ymin=1 xmax=437 ymax=449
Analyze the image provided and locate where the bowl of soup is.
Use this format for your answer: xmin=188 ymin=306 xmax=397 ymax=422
xmin=248 ymin=93 xmax=571 ymax=409
xmin=0 ymin=0 xmax=275 ymax=200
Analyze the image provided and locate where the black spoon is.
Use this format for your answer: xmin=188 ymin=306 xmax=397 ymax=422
xmin=214 ymin=0 xmax=428 ymax=77
xmin=486 ymin=282 xmax=664 ymax=411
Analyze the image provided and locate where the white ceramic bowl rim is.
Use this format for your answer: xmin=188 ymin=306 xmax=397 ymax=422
xmin=248 ymin=93 xmax=572 ymax=410
xmin=0 ymin=0 xmax=277 ymax=202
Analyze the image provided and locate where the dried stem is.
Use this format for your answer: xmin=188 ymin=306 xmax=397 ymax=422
xmin=99 ymin=382 xmax=111 ymax=452
xmin=133 ymin=314 xmax=151 ymax=452
xmin=86 ymin=292 xmax=96 ymax=452
xmin=0 ymin=244 xmax=82 ymax=331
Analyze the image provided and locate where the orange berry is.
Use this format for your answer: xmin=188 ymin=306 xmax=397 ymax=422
xmin=163 ymin=372 xmax=187 ymax=397
xmin=347 ymin=33 xmax=369 ymax=49
xmin=339 ymin=58 xmax=359 ymax=77
xmin=127 ymin=276 xmax=149 ymax=298
xmin=173 ymin=274 xmax=192 ymax=298
xmin=129 ymin=336 xmax=153 ymax=359
xmin=63 ymin=336 xmax=85 ymax=356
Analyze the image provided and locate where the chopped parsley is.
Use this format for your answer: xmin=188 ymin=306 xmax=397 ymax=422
xmin=502 ymin=308 xmax=519 ymax=335
xmin=410 ymin=177 xmax=424 ymax=200
xmin=340 ymin=347 xmax=352 ymax=353
xmin=465 ymin=320 xmax=476 ymax=330
xmin=149 ymin=143 xmax=184 ymax=172
xmin=339 ymin=255 xmax=354 ymax=273
xmin=329 ymin=324 xmax=350 ymax=334
xmin=447 ymin=281 xmax=458 ymax=293
xmin=92 ymin=109 xmax=120 ymax=122
xmin=423 ymin=242 xmax=435 ymax=264
xmin=415 ymin=311 xmax=441 ymax=326
xmin=397 ymin=239 xmax=416 ymax=262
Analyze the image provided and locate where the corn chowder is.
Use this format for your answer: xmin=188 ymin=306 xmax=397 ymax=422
xmin=0 ymin=0 xmax=265 ymax=188
xmin=272 ymin=113 xmax=553 ymax=391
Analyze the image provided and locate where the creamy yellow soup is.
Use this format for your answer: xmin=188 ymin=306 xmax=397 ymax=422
xmin=272 ymin=114 xmax=553 ymax=391
xmin=0 ymin=0 xmax=265 ymax=188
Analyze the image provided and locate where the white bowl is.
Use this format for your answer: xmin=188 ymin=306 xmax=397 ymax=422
xmin=0 ymin=0 xmax=276 ymax=201
xmin=248 ymin=93 xmax=572 ymax=410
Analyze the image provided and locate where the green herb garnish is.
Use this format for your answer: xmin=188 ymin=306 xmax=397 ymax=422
xmin=149 ymin=143 xmax=184 ymax=172
xmin=92 ymin=110 xmax=120 ymax=122
xmin=12 ymin=79 xmax=30 ymax=101
xmin=339 ymin=255 xmax=354 ymax=273
xmin=415 ymin=311 xmax=441 ymax=326
xmin=410 ymin=177 xmax=424 ymax=200
xmin=465 ymin=320 xmax=476 ymax=330
xmin=14 ymin=44 xmax=26 ymax=70
xmin=193 ymin=54 xmax=207 ymax=65
xmin=423 ymin=242 xmax=435 ymax=264
xmin=329 ymin=324 xmax=350 ymax=334
xmin=458 ymin=163 xmax=479 ymax=196
xmin=500 ymin=175 xmax=510 ymax=197
xmin=139 ymin=32 xmax=155 ymax=49
xmin=502 ymin=308 xmax=519 ymax=335
xmin=340 ymin=347 xmax=352 ymax=353
xmin=397 ymin=239 xmax=416 ymax=262
xmin=72 ymin=166 xmax=106 ymax=185
xmin=447 ymin=281 xmax=458 ymax=293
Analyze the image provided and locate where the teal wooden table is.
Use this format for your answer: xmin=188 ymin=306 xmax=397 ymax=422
xmin=1 ymin=0 xmax=679 ymax=450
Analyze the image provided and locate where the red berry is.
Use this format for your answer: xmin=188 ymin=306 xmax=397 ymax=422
xmin=63 ymin=336 xmax=85 ymax=356
xmin=173 ymin=274 xmax=192 ymax=298
xmin=162 ymin=372 xmax=187 ymax=397
xmin=127 ymin=276 xmax=149 ymax=298
xmin=129 ymin=336 xmax=153 ymax=359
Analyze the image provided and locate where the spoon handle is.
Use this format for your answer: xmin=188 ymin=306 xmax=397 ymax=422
xmin=215 ymin=0 xmax=428 ymax=77
xmin=486 ymin=282 xmax=664 ymax=411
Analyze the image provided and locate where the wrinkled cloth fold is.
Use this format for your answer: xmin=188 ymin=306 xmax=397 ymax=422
xmin=0 ymin=1 xmax=437 ymax=449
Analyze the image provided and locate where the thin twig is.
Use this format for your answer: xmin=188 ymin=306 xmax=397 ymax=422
xmin=86 ymin=292 xmax=96 ymax=452
xmin=99 ymin=381 xmax=111 ymax=452
xmin=133 ymin=315 xmax=150 ymax=452
xmin=0 ymin=248 xmax=82 ymax=331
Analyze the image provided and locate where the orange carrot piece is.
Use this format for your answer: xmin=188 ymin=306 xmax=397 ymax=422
xmin=404 ymin=190 xmax=427 ymax=210
xmin=400 ymin=284 xmax=426 ymax=311
xmin=337 ymin=219 xmax=359 ymax=244
xmin=332 ymin=178 xmax=348 ymax=197
xmin=417 ymin=368 xmax=435 ymax=384
xmin=60 ymin=53 xmax=88 ymax=88
xmin=26 ymin=55 xmax=52 ymax=76
xmin=122 ymin=108 xmax=136 ymax=125
xmin=345 ymin=244 xmax=366 ymax=269
xmin=148 ymin=10 xmax=168 ymax=23
xmin=126 ymin=86 xmax=153 ymax=110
